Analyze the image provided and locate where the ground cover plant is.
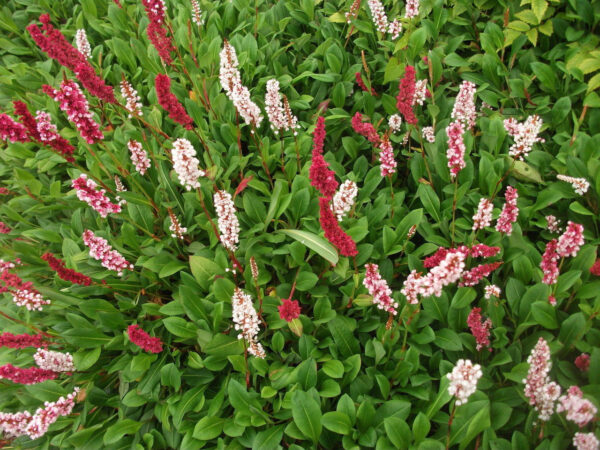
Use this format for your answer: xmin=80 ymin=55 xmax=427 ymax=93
xmin=0 ymin=0 xmax=599 ymax=448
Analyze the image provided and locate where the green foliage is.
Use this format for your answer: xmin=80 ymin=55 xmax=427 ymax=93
xmin=0 ymin=0 xmax=599 ymax=448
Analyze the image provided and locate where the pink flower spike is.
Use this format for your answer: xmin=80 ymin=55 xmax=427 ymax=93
xmin=451 ymin=81 xmax=477 ymax=130
xmin=83 ymin=230 xmax=133 ymax=276
xmin=309 ymin=117 xmax=339 ymax=198
xmin=557 ymin=221 xmax=584 ymax=258
xmin=319 ymin=197 xmax=358 ymax=257
xmin=541 ymin=239 xmax=560 ymax=286
xmin=43 ymin=80 xmax=103 ymax=144
xmin=279 ymin=298 xmax=301 ymax=322
xmin=446 ymin=120 xmax=466 ymax=178
xmin=128 ymin=140 xmax=151 ymax=175
xmin=467 ymin=307 xmax=492 ymax=351
xmin=447 ymin=359 xmax=482 ymax=405
xmin=214 ymin=190 xmax=240 ymax=252
xmin=495 ymin=186 xmax=519 ymax=235
xmin=367 ymin=0 xmax=389 ymax=33
xmin=127 ymin=324 xmax=163 ymax=353
xmin=0 ymin=114 xmax=29 ymax=143
xmin=472 ymin=198 xmax=493 ymax=231
xmin=557 ymin=386 xmax=597 ymax=427
xmin=331 ymin=180 xmax=358 ymax=222
xmin=378 ymin=136 xmax=397 ymax=177
xmin=351 ymin=112 xmax=381 ymax=146
xmin=504 ymin=115 xmax=544 ymax=160
xmin=363 ymin=263 xmax=398 ymax=315
xmin=575 ymin=353 xmax=590 ymax=371
xmin=573 ymin=433 xmax=600 ymax=450
xmin=405 ymin=0 xmax=420 ymax=18
xmin=524 ymin=337 xmax=561 ymax=422
xmin=33 ymin=349 xmax=75 ymax=372
xmin=0 ymin=333 xmax=46 ymax=349
xmin=232 ymin=288 xmax=265 ymax=358
xmin=0 ymin=364 xmax=58 ymax=385
xmin=72 ymin=174 xmax=122 ymax=217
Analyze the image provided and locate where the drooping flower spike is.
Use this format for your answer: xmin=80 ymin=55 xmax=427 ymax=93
xmin=155 ymin=74 xmax=194 ymax=129
xmin=72 ymin=174 xmax=122 ymax=218
xmin=556 ymin=174 xmax=589 ymax=196
xmin=363 ymin=264 xmax=398 ymax=315
xmin=82 ymin=230 xmax=134 ymax=276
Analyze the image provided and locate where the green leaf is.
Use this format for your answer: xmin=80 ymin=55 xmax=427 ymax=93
xmin=434 ymin=328 xmax=463 ymax=351
xmin=161 ymin=363 xmax=182 ymax=391
xmin=193 ymin=416 xmax=224 ymax=440
xmin=103 ymin=420 xmax=142 ymax=445
xmin=328 ymin=317 xmax=360 ymax=357
xmin=530 ymin=301 xmax=558 ymax=329
xmin=413 ymin=412 xmax=431 ymax=443
xmin=163 ymin=317 xmax=197 ymax=339
xmin=531 ymin=61 xmax=558 ymax=91
xmin=189 ymin=255 xmax=223 ymax=290
xmin=417 ymin=184 xmax=441 ymax=223
xmin=531 ymin=0 xmax=548 ymax=22
xmin=292 ymin=390 xmax=322 ymax=443
xmin=384 ymin=417 xmax=411 ymax=449
xmin=252 ymin=425 xmax=284 ymax=450
xmin=279 ymin=229 xmax=338 ymax=265
xmin=322 ymin=411 xmax=352 ymax=435
xmin=558 ymin=312 xmax=585 ymax=347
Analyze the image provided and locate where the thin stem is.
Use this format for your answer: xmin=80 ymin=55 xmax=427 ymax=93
xmin=446 ymin=402 xmax=457 ymax=449
xmin=451 ymin=177 xmax=458 ymax=246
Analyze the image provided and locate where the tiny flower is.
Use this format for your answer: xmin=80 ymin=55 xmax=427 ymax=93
xmin=75 ymin=29 xmax=91 ymax=59
xmin=388 ymin=114 xmax=402 ymax=133
xmin=191 ymin=0 xmax=204 ymax=25
xmin=127 ymin=324 xmax=163 ymax=353
xmin=446 ymin=120 xmax=466 ymax=178
xmin=546 ymin=215 xmax=560 ymax=233
xmin=33 ymin=349 xmax=75 ymax=372
xmin=232 ymin=288 xmax=265 ymax=358
xmin=171 ymin=138 xmax=205 ymax=190
xmin=557 ymin=174 xmax=589 ymax=196
xmin=422 ymin=126 xmax=435 ymax=143
xmin=363 ymin=263 xmax=398 ymax=315
xmin=168 ymin=210 xmax=187 ymax=240
xmin=43 ymin=80 xmax=103 ymax=144
xmin=72 ymin=174 xmax=122 ymax=218
xmin=575 ymin=353 xmax=590 ymax=371
xmin=120 ymin=79 xmax=143 ymax=117
xmin=378 ymin=136 xmax=397 ymax=177
xmin=541 ymin=239 xmax=560 ymax=285
xmin=214 ymin=190 xmax=240 ymax=251
xmin=504 ymin=115 xmax=544 ymax=160
xmin=524 ymin=337 xmax=561 ymax=422
xmin=83 ymin=229 xmax=134 ymax=276
xmin=495 ymin=186 xmax=519 ymax=235
xmin=573 ymin=433 xmax=599 ymax=450
xmin=367 ymin=0 xmax=389 ymax=33
xmin=405 ymin=0 xmax=420 ymax=18
xmin=128 ymin=140 xmax=151 ymax=175
xmin=451 ymin=81 xmax=477 ymax=130
xmin=557 ymin=221 xmax=584 ymax=258
xmin=331 ymin=180 xmax=358 ymax=221
xmin=484 ymin=284 xmax=501 ymax=299
xmin=155 ymin=74 xmax=194 ymax=129
xmin=388 ymin=18 xmax=402 ymax=40
xmin=447 ymin=359 xmax=482 ymax=405
xmin=396 ymin=65 xmax=417 ymax=125
xmin=467 ymin=307 xmax=492 ymax=351
xmin=557 ymin=386 xmax=597 ymax=427
xmin=278 ymin=298 xmax=301 ymax=322
xmin=472 ymin=198 xmax=493 ymax=231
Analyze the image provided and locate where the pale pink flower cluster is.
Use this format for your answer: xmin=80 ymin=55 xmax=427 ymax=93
xmin=12 ymin=288 xmax=50 ymax=311
xmin=495 ymin=186 xmax=519 ymax=235
xmin=219 ymin=40 xmax=263 ymax=128
xmin=446 ymin=121 xmax=466 ymax=178
xmin=379 ymin=137 xmax=397 ymax=176
xmin=214 ymin=190 xmax=240 ymax=251
xmin=388 ymin=19 xmax=402 ymax=40
xmin=388 ymin=114 xmax=402 ymax=133
xmin=363 ymin=263 xmax=398 ymax=315
xmin=172 ymin=138 xmax=204 ymax=190
xmin=83 ymin=229 xmax=133 ymax=276
xmin=574 ymin=433 xmax=600 ymax=450
xmin=35 ymin=111 xmax=57 ymax=141
xmin=367 ymin=0 xmax=389 ymax=33
xmin=72 ymin=174 xmax=122 ymax=218
xmin=191 ymin=0 xmax=204 ymax=26
xmin=557 ymin=221 xmax=585 ymax=258
xmin=422 ymin=126 xmax=435 ymax=143
xmin=265 ymin=79 xmax=297 ymax=134
xmin=524 ymin=337 xmax=561 ymax=422
xmin=231 ymin=288 xmax=265 ymax=358
xmin=128 ymin=140 xmax=151 ymax=175
xmin=75 ymin=29 xmax=91 ymax=59
xmin=557 ymin=174 xmax=589 ymax=196
xmin=451 ymin=81 xmax=477 ymax=130
xmin=546 ymin=215 xmax=560 ymax=233
xmin=168 ymin=211 xmax=187 ymax=240
xmin=405 ymin=0 xmax=420 ymax=18
xmin=120 ymin=79 xmax=143 ymax=118
xmin=472 ymin=198 xmax=493 ymax=231
xmin=33 ymin=349 xmax=75 ymax=372
xmin=484 ymin=284 xmax=501 ymax=299
xmin=332 ymin=180 xmax=358 ymax=221
xmin=557 ymin=386 xmax=597 ymax=427
xmin=447 ymin=359 xmax=482 ymax=405
xmin=401 ymin=251 xmax=466 ymax=303
xmin=0 ymin=388 xmax=79 ymax=439
xmin=504 ymin=115 xmax=544 ymax=160
xmin=413 ymin=79 xmax=428 ymax=106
